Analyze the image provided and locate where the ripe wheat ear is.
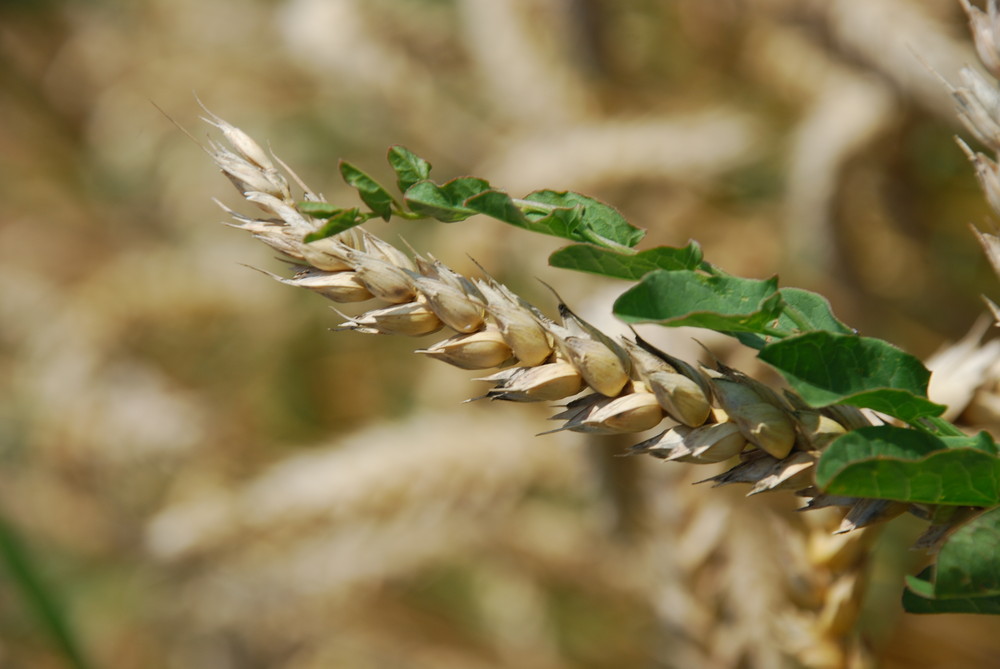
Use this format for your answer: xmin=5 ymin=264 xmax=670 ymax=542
xmin=198 ymin=109 xmax=907 ymax=666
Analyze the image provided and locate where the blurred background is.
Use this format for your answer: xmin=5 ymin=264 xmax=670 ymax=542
xmin=3 ymin=0 xmax=1000 ymax=667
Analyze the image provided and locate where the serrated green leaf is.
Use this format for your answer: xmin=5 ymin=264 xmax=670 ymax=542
xmin=524 ymin=190 xmax=645 ymax=247
xmin=339 ymin=161 xmax=397 ymax=221
xmin=904 ymin=569 xmax=1000 ymax=614
xmin=387 ymin=145 xmax=431 ymax=192
xmin=935 ymin=507 xmax=1000 ymax=598
xmin=548 ymin=243 xmax=704 ymax=279
xmin=403 ymin=177 xmax=490 ymax=222
xmin=613 ymin=270 xmax=785 ymax=333
xmin=303 ymin=207 xmax=365 ymax=242
xmin=815 ymin=426 xmax=1000 ymax=505
xmin=758 ymin=332 xmax=945 ymax=421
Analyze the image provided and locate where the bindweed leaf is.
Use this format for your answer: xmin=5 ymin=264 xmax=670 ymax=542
xmin=935 ymin=507 xmax=1000 ymax=598
xmin=402 ymin=181 xmax=645 ymax=249
xmin=466 ymin=190 xmax=584 ymax=240
xmin=303 ymin=207 xmax=365 ymax=242
xmin=387 ymin=146 xmax=431 ymax=192
xmin=775 ymin=287 xmax=854 ymax=334
xmin=905 ymin=570 xmax=938 ymax=600
xmin=613 ymin=270 xmax=785 ymax=333
xmin=522 ymin=203 xmax=586 ymax=240
xmin=734 ymin=288 xmax=854 ymax=349
xmin=465 ymin=190 xmax=530 ymax=226
xmin=904 ymin=568 xmax=1000 ymax=613
xmin=758 ymin=332 xmax=945 ymax=421
xmin=942 ymin=432 xmax=1000 ymax=454
xmin=815 ymin=426 xmax=1000 ymax=505
xmin=549 ymin=242 xmax=704 ymax=279
xmin=339 ymin=161 xmax=397 ymax=220
xmin=524 ymin=190 xmax=645 ymax=247
xmin=403 ymin=177 xmax=490 ymax=222
xmin=298 ymin=201 xmax=343 ymax=218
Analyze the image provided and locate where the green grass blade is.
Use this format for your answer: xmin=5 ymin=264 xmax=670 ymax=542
xmin=0 ymin=514 xmax=92 ymax=669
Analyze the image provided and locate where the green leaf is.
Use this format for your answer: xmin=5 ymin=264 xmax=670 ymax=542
xmin=303 ymin=207 xmax=365 ymax=242
xmin=339 ymin=161 xmax=397 ymax=220
xmin=403 ymin=177 xmax=490 ymax=222
xmin=549 ymin=242 xmax=704 ymax=279
xmin=465 ymin=190 xmax=530 ymax=225
xmin=904 ymin=568 xmax=1000 ymax=614
xmin=524 ymin=190 xmax=645 ymax=247
xmin=613 ymin=270 xmax=785 ymax=333
xmin=401 ymin=181 xmax=645 ymax=249
xmin=942 ymin=432 xmax=1000 ymax=455
xmin=298 ymin=201 xmax=343 ymax=218
xmin=815 ymin=426 xmax=1000 ymax=505
xmin=465 ymin=190 xmax=584 ymax=240
xmin=0 ymin=514 xmax=92 ymax=669
xmin=758 ymin=332 xmax=945 ymax=421
xmin=387 ymin=145 xmax=431 ymax=192
xmin=776 ymin=287 xmax=854 ymax=335
xmin=530 ymin=205 xmax=588 ymax=240
xmin=935 ymin=507 xmax=1000 ymax=598
xmin=728 ymin=286 xmax=853 ymax=350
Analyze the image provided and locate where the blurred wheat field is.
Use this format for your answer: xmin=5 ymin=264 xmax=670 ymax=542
xmin=3 ymin=0 xmax=1000 ymax=667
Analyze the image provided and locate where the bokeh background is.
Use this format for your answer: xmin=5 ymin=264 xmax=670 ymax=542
xmin=4 ymin=0 xmax=1000 ymax=667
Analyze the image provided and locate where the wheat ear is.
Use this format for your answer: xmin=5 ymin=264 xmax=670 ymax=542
xmin=204 ymin=114 xmax=862 ymax=472
xmin=203 ymin=111 xmax=920 ymax=666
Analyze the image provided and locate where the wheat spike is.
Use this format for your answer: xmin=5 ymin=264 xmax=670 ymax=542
xmin=209 ymin=112 xmax=993 ymax=667
xmin=205 ymin=113 xmax=862 ymax=480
